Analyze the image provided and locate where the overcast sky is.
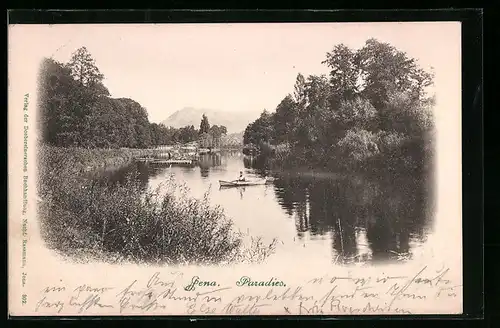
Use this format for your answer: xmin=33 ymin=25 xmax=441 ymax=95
xmin=10 ymin=22 xmax=460 ymax=123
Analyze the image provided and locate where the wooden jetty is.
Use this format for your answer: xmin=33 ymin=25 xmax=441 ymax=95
xmin=135 ymin=157 xmax=155 ymax=162
xmin=150 ymin=159 xmax=196 ymax=165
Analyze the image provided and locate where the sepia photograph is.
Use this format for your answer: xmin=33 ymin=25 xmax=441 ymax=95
xmin=8 ymin=21 xmax=463 ymax=316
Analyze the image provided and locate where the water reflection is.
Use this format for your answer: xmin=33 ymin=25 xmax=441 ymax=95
xmin=93 ymin=152 xmax=433 ymax=265
xmin=243 ymin=155 xmax=270 ymax=177
xmin=238 ymin=186 xmax=246 ymax=200
xmin=199 ymin=153 xmax=223 ymax=178
xmin=271 ymin=172 xmax=431 ymax=264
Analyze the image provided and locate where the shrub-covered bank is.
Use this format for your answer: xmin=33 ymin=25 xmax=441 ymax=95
xmin=243 ymin=39 xmax=436 ymax=181
xmin=37 ymin=145 xmax=276 ymax=265
xmin=39 ymin=145 xmax=153 ymax=174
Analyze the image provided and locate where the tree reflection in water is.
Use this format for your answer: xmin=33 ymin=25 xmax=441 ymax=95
xmin=199 ymin=153 xmax=223 ymax=178
xmin=272 ymin=172 xmax=432 ymax=265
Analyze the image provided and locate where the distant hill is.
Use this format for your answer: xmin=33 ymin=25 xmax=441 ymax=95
xmin=161 ymin=107 xmax=258 ymax=134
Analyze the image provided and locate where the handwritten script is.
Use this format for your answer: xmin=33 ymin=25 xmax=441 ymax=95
xmin=33 ymin=266 xmax=461 ymax=315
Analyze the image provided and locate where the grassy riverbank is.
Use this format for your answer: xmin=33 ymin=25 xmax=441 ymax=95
xmin=37 ymin=145 xmax=276 ymax=265
xmin=39 ymin=145 xmax=154 ymax=175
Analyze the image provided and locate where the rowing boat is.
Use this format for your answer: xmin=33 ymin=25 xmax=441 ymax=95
xmin=219 ymin=178 xmax=268 ymax=187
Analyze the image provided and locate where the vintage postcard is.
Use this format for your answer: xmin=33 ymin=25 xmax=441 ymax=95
xmin=8 ymin=22 xmax=462 ymax=316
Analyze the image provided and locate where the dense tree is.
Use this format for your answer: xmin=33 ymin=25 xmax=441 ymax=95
xmin=273 ymin=95 xmax=297 ymax=144
xmin=67 ymin=47 xmax=108 ymax=90
xmin=337 ymin=97 xmax=377 ymax=131
xmin=208 ymin=124 xmax=228 ymax=148
xmin=293 ymin=73 xmax=308 ymax=110
xmin=199 ymin=114 xmax=210 ymax=135
xmin=295 ymin=74 xmax=331 ymax=148
xmin=356 ymin=38 xmax=434 ymax=114
xmin=66 ymin=47 xmax=111 ymax=147
xmin=38 ymin=58 xmax=80 ymax=146
xmin=322 ymin=44 xmax=359 ymax=106
xmin=243 ymin=110 xmax=275 ymax=146
xmin=177 ymin=125 xmax=198 ymax=144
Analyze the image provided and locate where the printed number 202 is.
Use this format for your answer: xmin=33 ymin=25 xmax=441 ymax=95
xmin=21 ymin=294 xmax=27 ymax=305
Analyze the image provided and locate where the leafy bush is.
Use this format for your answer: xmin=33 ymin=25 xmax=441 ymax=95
xmin=273 ymin=142 xmax=292 ymax=161
xmin=375 ymin=130 xmax=407 ymax=153
xmin=338 ymin=97 xmax=377 ymax=129
xmin=337 ymin=128 xmax=380 ymax=163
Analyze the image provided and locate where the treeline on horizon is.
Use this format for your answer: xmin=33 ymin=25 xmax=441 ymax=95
xmin=38 ymin=47 xmax=230 ymax=149
xmin=243 ymin=38 xmax=436 ymax=176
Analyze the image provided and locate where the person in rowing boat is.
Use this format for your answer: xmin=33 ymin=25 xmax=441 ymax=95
xmin=237 ymin=171 xmax=246 ymax=182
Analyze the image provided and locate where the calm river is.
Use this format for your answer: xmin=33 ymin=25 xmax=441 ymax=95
xmin=97 ymin=152 xmax=435 ymax=266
